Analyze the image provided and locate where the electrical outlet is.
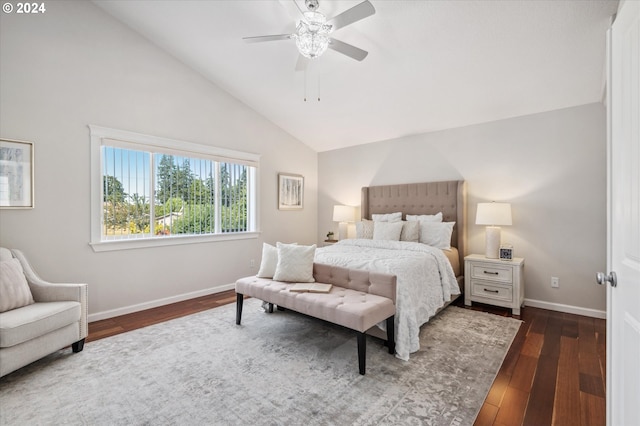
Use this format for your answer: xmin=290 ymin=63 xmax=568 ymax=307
xmin=250 ymin=259 xmax=255 ymax=268
xmin=551 ymin=277 xmax=559 ymax=288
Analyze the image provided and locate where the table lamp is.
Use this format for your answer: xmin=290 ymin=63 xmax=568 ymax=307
xmin=475 ymin=202 xmax=512 ymax=259
xmin=333 ymin=205 xmax=355 ymax=240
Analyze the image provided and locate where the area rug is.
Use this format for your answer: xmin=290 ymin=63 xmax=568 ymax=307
xmin=0 ymin=298 xmax=521 ymax=426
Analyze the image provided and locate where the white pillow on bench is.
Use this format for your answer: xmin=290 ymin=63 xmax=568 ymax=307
xmin=273 ymin=243 xmax=316 ymax=283
xmin=256 ymin=243 xmax=278 ymax=278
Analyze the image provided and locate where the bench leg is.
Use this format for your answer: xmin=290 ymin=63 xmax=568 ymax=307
xmin=236 ymin=293 xmax=244 ymax=325
xmin=357 ymin=332 xmax=366 ymax=375
xmin=386 ymin=315 xmax=395 ymax=355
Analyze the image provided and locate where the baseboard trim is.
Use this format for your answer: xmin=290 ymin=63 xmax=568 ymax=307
xmin=89 ymin=292 xmax=608 ymax=322
xmin=524 ymin=298 xmax=606 ymax=319
xmin=88 ymin=283 xmax=236 ymax=322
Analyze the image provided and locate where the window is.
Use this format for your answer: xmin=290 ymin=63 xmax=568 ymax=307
xmin=90 ymin=126 xmax=259 ymax=251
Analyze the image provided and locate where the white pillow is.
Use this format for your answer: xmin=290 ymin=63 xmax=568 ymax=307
xmin=0 ymin=259 xmax=35 ymax=313
xmin=400 ymin=221 xmax=420 ymax=242
xmin=371 ymin=212 xmax=402 ymax=222
xmin=419 ymin=221 xmax=455 ymax=249
xmin=355 ymin=219 xmax=374 ymax=239
xmin=373 ymin=221 xmax=404 ymax=241
xmin=273 ymin=243 xmax=316 ymax=283
xmin=406 ymin=212 xmax=443 ymax=222
xmin=256 ymin=243 xmax=279 ymax=278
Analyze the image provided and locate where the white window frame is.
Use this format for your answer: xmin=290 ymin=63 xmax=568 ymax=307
xmin=89 ymin=125 xmax=260 ymax=252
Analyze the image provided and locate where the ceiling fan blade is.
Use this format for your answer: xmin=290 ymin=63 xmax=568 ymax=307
xmin=327 ymin=0 xmax=375 ymax=32
xmin=328 ymin=38 xmax=368 ymax=61
xmin=242 ymin=34 xmax=292 ymax=43
xmin=295 ymin=54 xmax=309 ymax=71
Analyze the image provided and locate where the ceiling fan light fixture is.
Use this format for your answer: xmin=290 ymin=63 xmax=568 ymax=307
xmin=294 ymin=11 xmax=332 ymax=59
xmin=242 ymin=0 xmax=375 ymax=63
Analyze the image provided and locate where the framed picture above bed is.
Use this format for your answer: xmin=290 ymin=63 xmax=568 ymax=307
xmin=278 ymin=173 xmax=304 ymax=210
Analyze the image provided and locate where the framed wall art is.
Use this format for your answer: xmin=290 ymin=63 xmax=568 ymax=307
xmin=278 ymin=173 xmax=304 ymax=210
xmin=0 ymin=138 xmax=34 ymax=208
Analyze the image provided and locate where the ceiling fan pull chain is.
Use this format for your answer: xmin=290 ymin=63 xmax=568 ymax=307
xmin=317 ymin=73 xmax=321 ymax=102
xmin=304 ymin=68 xmax=307 ymax=102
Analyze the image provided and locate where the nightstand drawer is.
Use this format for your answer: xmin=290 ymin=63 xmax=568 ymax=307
xmin=471 ymin=281 xmax=513 ymax=302
xmin=470 ymin=263 xmax=513 ymax=283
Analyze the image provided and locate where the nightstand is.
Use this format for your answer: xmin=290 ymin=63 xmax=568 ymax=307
xmin=464 ymin=254 xmax=525 ymax=315
xmin=322 ymin=239 xmax=338 ymax=247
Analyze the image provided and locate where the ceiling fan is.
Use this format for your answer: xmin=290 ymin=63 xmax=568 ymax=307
xmin=243 ymin=0 xmax=376 ymax=64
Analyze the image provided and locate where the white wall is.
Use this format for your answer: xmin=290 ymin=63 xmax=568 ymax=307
xmin=0 ymin=1 xmax=317 ymax=319
xmin=318 ymin=103 xmax=607 ymax=314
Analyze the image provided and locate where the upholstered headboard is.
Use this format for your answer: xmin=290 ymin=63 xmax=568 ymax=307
xmin=361 ymin=180 xmax=467 ymax=270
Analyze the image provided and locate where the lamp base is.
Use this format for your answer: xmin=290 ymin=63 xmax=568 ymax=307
xmin=338 ymin=222 xmax=348 ymax=240
xmin=485 ymin=226 xmax=501 ymax=259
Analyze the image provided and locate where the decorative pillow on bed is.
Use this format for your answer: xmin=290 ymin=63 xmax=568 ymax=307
xmin=419 ymin=221 xmax=455 ymax=249
xmin=373 ymin=221 xmax=404 ymax=241
xmin=0 ymin=258 xmax=35 ymax=313
xmin=371 ymin=212 xmax=402 ymax=222
xmin=406 ymin=212 xmax=443 ymax=222
xmin=256 ymin=243 xmax=279 ymax=278
xmin=356 ymin=219 xmax=374 ymax=239
xmin=273 ymin=243 xmax=316 ymax=282
xmin=400 ymin=221 xmax=420 ymax=242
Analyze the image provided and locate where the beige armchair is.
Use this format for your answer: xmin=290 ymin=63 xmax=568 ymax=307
xmin=0 ymin=247 xmax=88 ymax=377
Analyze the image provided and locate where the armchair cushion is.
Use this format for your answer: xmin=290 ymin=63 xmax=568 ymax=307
xmin=0 ymin=259 xmax=34 ymax=313
xmin=0 ymin=301 xmax=81 ymax=347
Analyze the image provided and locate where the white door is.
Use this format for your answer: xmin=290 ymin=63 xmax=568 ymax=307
xmin=605 ymin=1 xmax=640 ymax=425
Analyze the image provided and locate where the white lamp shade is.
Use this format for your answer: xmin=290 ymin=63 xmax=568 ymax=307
xmin=475 ymin=202 xmax=512 ymax=226
xmin=333 ymin=205 xmax=355 ymax=223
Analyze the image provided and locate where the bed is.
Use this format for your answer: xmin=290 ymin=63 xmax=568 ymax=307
xmin=314 ymin=180 xmax=467 ymax=360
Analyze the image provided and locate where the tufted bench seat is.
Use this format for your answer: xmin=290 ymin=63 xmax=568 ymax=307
xmin=235 ymin=262 xmax=396 ymax=375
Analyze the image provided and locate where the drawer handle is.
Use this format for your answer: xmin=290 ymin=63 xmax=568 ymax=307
xmin=483 ymin=288 xmax=499 ymax=293
xmin=483 ymin=271 xmax=499 ymax=275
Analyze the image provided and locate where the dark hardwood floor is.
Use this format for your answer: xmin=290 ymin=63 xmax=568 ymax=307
xmin=87 ymin=290 xmax=238 ymax=342
xmin=88 ymin=292 xmax=606 ymax=426
xmin=460 ymin=300 xmax=607 ymax=426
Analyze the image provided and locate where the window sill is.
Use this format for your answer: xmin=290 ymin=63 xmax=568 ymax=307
xmin=89 ymin=232 xmax=260 ymax=252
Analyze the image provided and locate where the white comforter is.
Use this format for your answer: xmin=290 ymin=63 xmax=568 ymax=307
xmin=314 ymin=239 xmax=460 ymax=361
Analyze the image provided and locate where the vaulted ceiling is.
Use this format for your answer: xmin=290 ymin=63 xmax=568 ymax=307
xmin=94 ymin=0 xmax=618 ymax=152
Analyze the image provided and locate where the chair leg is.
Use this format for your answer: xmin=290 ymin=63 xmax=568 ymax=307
xmin=72 ymin=338 xmax=85 ymax=353
xmin=386 ymin=315 xmax=395 ymax=355
xmin=236 ymin=293 xmax=244 ymax=325
xmin=357 ymin=332 xmax=366 ymax=375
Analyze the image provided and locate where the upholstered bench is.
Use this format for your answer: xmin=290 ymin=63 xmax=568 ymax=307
xmin=235 ymin=262 xmax=396 ymax=375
